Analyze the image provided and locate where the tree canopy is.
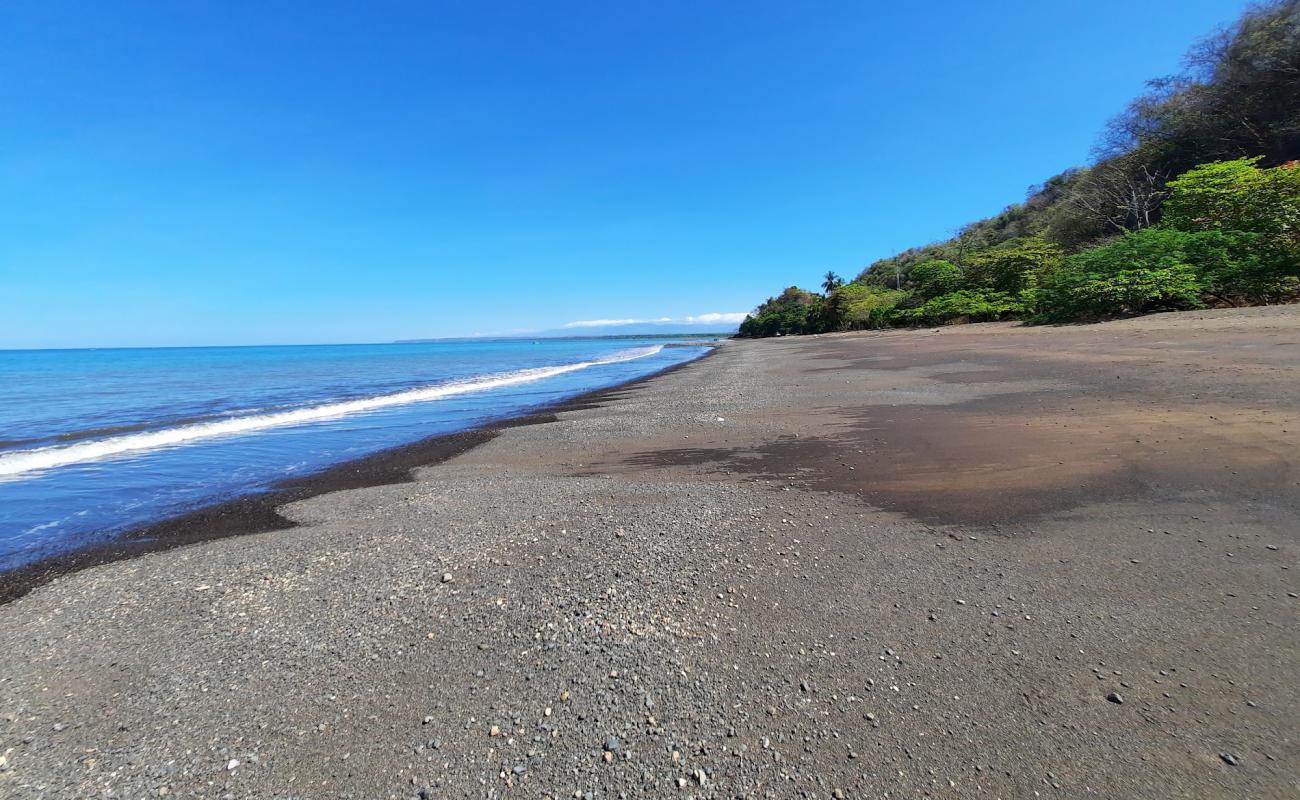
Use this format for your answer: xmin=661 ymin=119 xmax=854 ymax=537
xmin=739 ymin=2 xmax=1300 ymax=338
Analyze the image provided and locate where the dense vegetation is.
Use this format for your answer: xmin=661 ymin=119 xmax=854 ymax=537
xmin=739 ymin=1 xmax=1300 ymax=337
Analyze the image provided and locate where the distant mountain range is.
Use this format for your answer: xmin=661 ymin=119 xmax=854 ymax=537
xmin=535 ymin=321 xmax=740 ymax=338
xmin=396 ymin=319 xmax=740 ymax=343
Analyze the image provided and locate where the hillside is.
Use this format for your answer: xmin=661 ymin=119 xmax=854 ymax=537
xmin=741 ymin=0 xmax=1300 ymax=337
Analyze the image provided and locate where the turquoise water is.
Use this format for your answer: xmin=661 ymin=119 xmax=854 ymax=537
xmin=0 ymin=339 xmax=709 ymax=570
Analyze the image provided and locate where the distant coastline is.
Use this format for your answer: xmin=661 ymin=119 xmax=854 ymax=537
xmin=394 ymin=330 xmax=736 ymax=344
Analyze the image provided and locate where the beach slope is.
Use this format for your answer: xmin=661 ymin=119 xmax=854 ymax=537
xmin=2 ymin=306 xmax=1297 ymax=798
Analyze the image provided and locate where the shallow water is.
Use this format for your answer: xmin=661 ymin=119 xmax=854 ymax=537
xmin=0 ymin=338 xmax=710 ymax=569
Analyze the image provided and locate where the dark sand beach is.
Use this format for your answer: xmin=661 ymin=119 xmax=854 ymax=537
xmin=1 ymin=306 xmax=1297 ymax=798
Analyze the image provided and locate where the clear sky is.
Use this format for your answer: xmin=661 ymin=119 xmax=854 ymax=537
xmin=2 ymin=0 xmax=1249 ymax=348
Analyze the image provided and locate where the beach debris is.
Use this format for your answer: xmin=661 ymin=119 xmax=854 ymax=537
xmin=226 ymin=759 xmax=240 ymax=771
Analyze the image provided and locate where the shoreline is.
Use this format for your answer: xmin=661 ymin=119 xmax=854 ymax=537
xmin=0 ymin=347 xmax=717 ymax=605
xmin=1 ymin=307 xmax=1295 ymax=799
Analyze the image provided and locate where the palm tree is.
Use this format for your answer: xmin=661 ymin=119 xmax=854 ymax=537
xmin=822 ymin=271 xmax=844 ymax=294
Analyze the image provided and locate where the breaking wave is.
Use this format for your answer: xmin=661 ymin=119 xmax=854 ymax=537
xmin=0 ymin=345 xmax=663 ymax=479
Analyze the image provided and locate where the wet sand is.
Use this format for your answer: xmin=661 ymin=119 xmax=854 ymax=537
xmin=0 ymin=306 xmax=1296 ymax=798
xmin=0 ymin=355 xmax=709 ymax=605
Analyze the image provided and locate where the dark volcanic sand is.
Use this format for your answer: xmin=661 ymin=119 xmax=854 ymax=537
xmin=0 ymin=355 xmax=708 ymax=605
xmin=0 ymin=307 xmax=1296 ymax=799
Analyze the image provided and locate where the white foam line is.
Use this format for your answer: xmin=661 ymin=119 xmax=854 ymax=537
xmin=0 ymin=345 xmax=664 ymax=479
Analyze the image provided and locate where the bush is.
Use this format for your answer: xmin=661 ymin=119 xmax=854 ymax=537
xmin=910 ymin=259 xmax=964 ymax=299
xmin=1179 ymin=229 xmax=1299 ymax=304
xmin=738 ymin=287 xmax=823 ymax=337
xmin=897 ymin=290 xmax=1026 ymax=325
xmin=1163 ymin=158 xmax=1300 ymax=243
xmin=834 ymin=284 xmax=908 ymax=329
xmin=1036 ymin=229 xmax=1206 ymax=320
xmin=738 ymin=304 xmax=816 ymax=337
xmin=965 ymin=237 xmax=1064 ymax=294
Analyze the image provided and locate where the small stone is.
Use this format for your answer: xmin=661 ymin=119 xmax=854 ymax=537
xmin=1219 ymin=752 xmax=1241 ymax=766
xmin=512 ymin=764 xmax=526 ymax=775
xmin=490 ymin=725 xmax=501 ymax=737
xmin=604 ymin=735 xmax=620 ymax=752
xmin=226 ymin=759 xmax=240 ymax=771
xmin=441 ymin=573 xmax=453 ymax=583
xmin=1106 ymin=692 xmax=1124 ymax=705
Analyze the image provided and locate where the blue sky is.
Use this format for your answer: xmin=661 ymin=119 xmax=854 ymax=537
xmin=2 ymin=0 xmax=1248 ymax=347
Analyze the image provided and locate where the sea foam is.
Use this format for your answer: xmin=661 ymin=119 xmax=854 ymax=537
xmin=0 ymin=345 xmax=663 ymax=480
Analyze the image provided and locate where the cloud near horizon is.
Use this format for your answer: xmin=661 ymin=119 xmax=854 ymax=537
xmin=562 ymin=312 xmax=748 ymax=329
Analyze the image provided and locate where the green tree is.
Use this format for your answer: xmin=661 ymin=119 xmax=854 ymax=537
xmin=965 ymin=237 xmax=1064 ymax=294
xmin=833 ymin=283 xmax=908 ymax=329
xmin=1037 ymin=228 xmax=1206 ymax=320
xmin=897 ymin=290 xmax=1025 ymax=325
xmin=738 ymin=287 xmax=824 ymax=337
xmin=1163 ymin=157 xmax=1300 ymax=243
xmin=910 ymin=259 xmax=964 ymax=299
xmin=1179 ymin=229 xmax=1298 ymax=304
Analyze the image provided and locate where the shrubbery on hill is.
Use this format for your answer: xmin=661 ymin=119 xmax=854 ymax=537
xmin=739 ymin=1 xmax=1300 ymax=338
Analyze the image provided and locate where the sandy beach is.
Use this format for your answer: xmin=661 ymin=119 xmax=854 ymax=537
xmin=2 ymin=305 xmax=1297 ymax=799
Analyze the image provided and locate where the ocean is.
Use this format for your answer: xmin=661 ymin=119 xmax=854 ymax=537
xmin=0 ymin=338 xmax=711 ymax=571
